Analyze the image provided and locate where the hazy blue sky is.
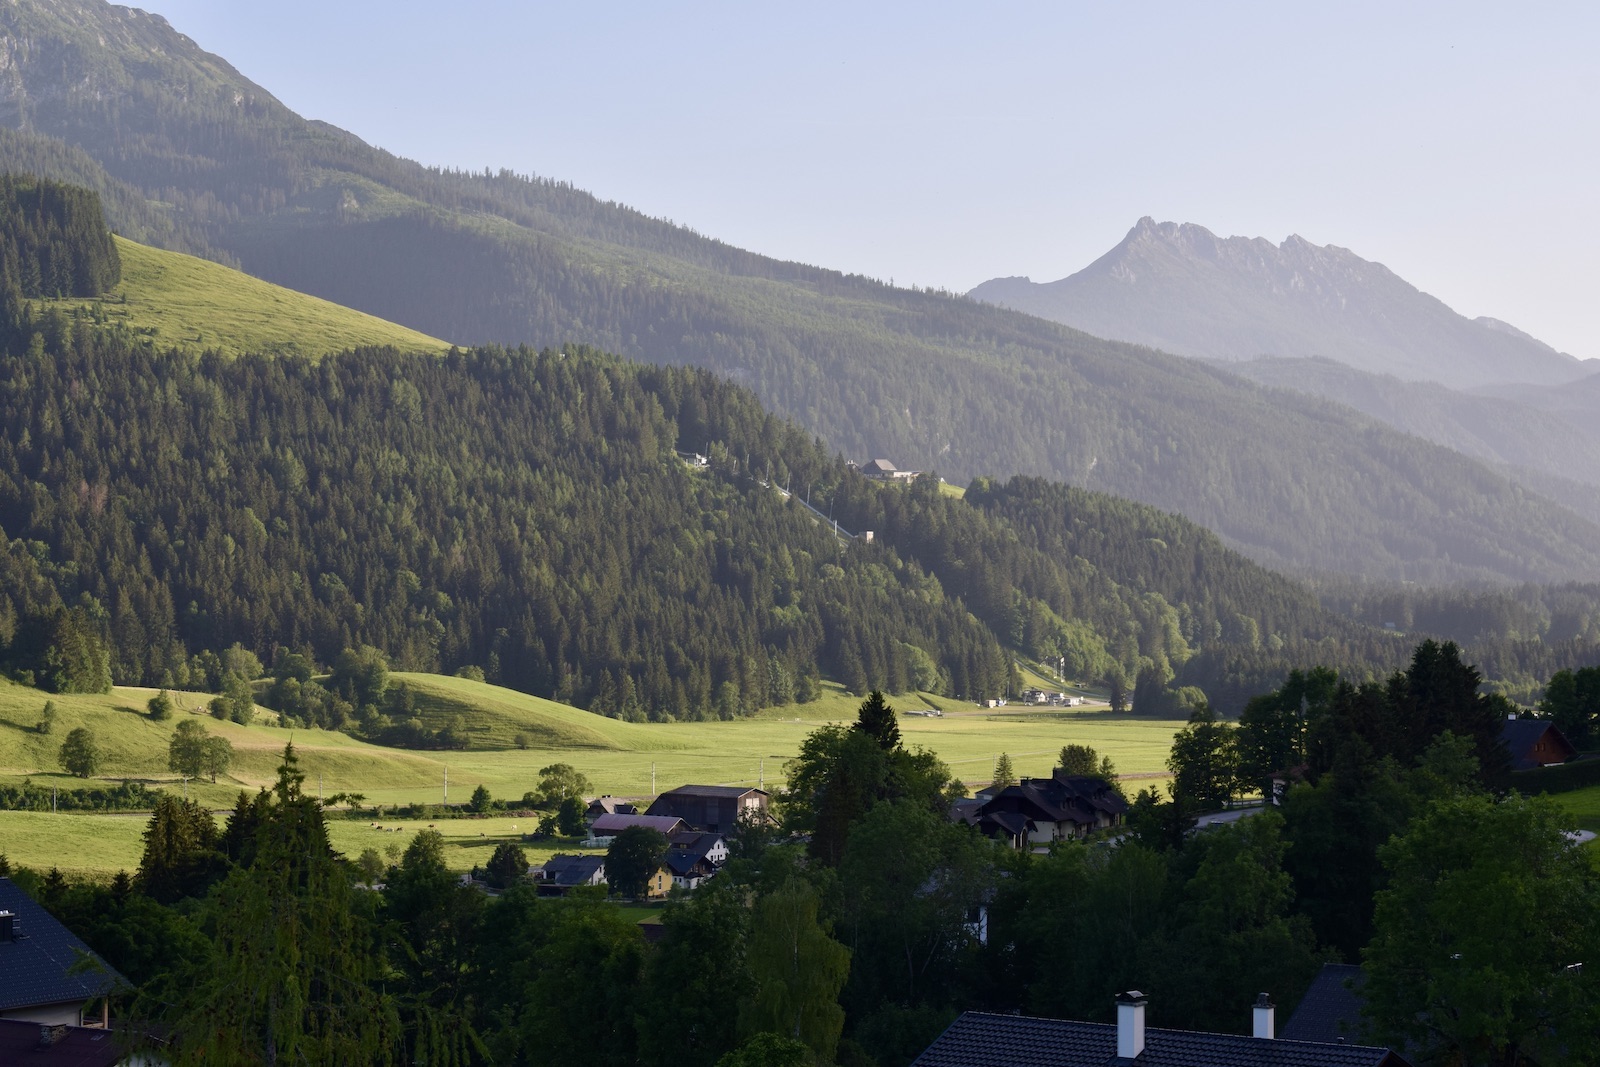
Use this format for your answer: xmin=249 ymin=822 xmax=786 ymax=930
xmin=140 ymin=1 xmax=1598 ymax=358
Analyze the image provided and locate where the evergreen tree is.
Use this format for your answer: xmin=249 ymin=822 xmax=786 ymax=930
xmin=854 ymin=690 xmax=900 ymax=750
xmin=137 ymin=793 xmax=223 ymax=903
xmin=991 ymin=753 xmax=1017 ymax=790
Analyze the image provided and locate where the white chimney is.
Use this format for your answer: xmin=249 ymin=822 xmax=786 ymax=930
xmin=1116 ymin=990 xmax=1147 ymax=1058
xmin=1252 ymin=992 xmax=1275 ymax=1039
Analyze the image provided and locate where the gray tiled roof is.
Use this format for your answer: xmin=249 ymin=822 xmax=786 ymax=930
xmin=0 ymin=879 xmax=124 ymax=1014
xmin=538 ymin=854 xmax=606 ymax=886
xmin=913 ymin=1011 xmax=1407 ymax=1067
xmin=1282 ymin=964 xmax=1369 ymax=1045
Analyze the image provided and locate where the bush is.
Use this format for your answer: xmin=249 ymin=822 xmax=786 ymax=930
xmin=0 ymin=779 xmax=159 ymax=812
xmin=148 ymin=690 xmax=175 ymax=721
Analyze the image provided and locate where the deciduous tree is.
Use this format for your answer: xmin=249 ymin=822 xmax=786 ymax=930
xmin=58 ymin=725 xmax=99 ymax=778
xmin=1365 ymin=794 xmax=1600 ymax=1063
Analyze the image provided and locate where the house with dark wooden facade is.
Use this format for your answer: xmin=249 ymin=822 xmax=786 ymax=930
xmin=1499 ymin=718 xmax=1577 ymax=771
xmin=646 ymin=785 xmax=768 ymax=835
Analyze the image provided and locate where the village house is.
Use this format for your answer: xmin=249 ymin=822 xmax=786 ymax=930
xmin=663 ymin=829 xmax=729 ymax=890
xmin=913 ymin=991 xmax=1410 ymax=1067
xmin=1500 ymin=717 xmax=1577 ymax=771
xmin=664 ymin=850 xmax=717 ymax=891
xmin=646 ymin=785 xmax=768 ymax=836
xmin=0 ymin=879 xmax=123 ymax=1030
xmin=955 ymin=771 xmax=1128 ymax=849
xmin=859 ymin=458 xmax=921 ymax=482
xmin=533 ymin=854 xmax=607 ymax=895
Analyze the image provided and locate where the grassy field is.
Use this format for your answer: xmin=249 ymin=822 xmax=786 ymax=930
xmin=0 ymin=673 xmax=1183 ymax=876
xmin=49 ymin=236 xmax=452 ymax=358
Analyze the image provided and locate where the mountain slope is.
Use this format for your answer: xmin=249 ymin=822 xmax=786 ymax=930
xmin=4 ymin=2 xmax=1600 ymax=583
xmin=970 ymin=217 xmax=1592 ymax=389
xmin=1218 ymin=357 xmax=1600 ymax=492
xmin=49 ymin=235 xmax=451 ymax=357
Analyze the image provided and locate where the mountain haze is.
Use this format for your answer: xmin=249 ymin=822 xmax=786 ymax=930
xmin=5 ymin=1 xmax=1600 ymax=583
xmin=1219 ymin=357 xmax=1600 ymax=496
xmin=971 ymin=217 xmax=1592 ymax=390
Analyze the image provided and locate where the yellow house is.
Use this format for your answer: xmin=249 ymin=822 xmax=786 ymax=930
xmin=646 ymin=865 xmax=673 ymax=899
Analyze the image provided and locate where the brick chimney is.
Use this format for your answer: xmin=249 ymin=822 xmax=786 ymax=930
xmin=1252 ymin=992 xmax=1275 ymax=1039
xmin=1116 ymin=990 xmax=1147 ymax=1058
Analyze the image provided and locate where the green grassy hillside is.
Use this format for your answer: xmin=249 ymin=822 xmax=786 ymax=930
xmin=50 ymin=236 xmax=451 ymax=358
xmin=396 ymin=672 xmax=692 ymax=752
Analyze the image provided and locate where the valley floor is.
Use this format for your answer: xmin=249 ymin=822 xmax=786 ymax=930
xmin=0 ymin=675 xmax=1182 ymax=877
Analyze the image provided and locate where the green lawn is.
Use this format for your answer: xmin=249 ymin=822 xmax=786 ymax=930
xmin=0 ymin=673 xmax=1183 ymax=876
xmin=50 ymin=236 xmax=452 ymax=359
xmin=1551 ymin=784 xmax=1600 ymax=833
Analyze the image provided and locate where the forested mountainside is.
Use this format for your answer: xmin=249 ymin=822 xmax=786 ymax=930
xmin=970 ymin=217 xmax=1591 ymax=389
xmin=4 ymin=3 xmax=1600 ymax=584
xmin=1219 ymin=356 xmax=1600 ymax=497
xmin=0 ymin=306 xmax=1408 ymax=717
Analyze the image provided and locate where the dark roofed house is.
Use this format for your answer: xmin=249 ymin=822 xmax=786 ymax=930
xmin=646 ymin=786 xmax=768 ymax=836
xmin=959 ymin=772 xmax=1128 ymax=849
xmin=1500 ymin=718 xmax=1577 ymax=771
xmin=0 ymin=878 xmax=124 ymax=1030
xmin=668 ymin=830 xmax=729 ymax=866
xmin=665 ymin=850 xmax=717 ymax=891
xmin=533 ymin=854 xmax=607 ymax=894
xmin=914 ymin=991 xmax=1409 ymax=1067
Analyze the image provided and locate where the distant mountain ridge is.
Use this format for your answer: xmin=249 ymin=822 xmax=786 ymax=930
xmin=7 ymin=1 xmax=1600 ymax=584
xmin=971 ymin=218 xmax=1592 ymax=390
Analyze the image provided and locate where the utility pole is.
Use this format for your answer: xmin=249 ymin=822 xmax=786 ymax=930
xmin=759 ymin=758 xmax=764 ymax=789
xmin=444 ymin=766 xmax=449 ymax=806
xmin=651 ymin=762 xmax=656 ymax=796
xmin=318 ymin=773 xmax=323 ymax=801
